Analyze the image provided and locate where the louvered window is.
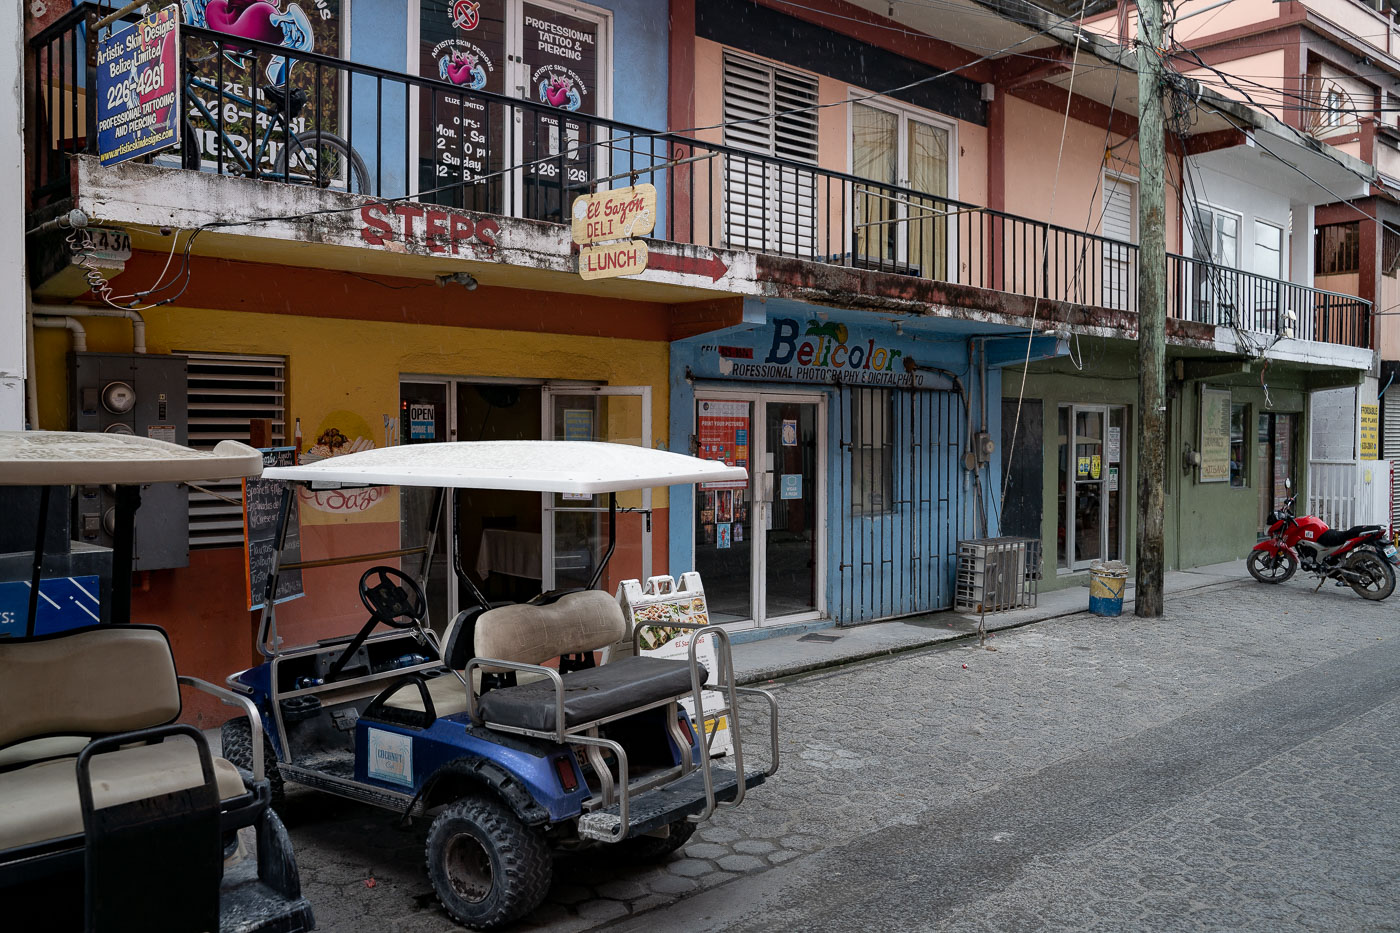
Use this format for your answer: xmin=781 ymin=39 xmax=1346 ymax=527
xmin=181 ymin=352 xmax=287 ymax=548
xmin=722 ymin=53 xmax=818 ymax=257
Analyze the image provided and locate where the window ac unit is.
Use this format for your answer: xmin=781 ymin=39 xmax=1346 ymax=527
xmin=955 ymin=537 xmax=1041 ymax=614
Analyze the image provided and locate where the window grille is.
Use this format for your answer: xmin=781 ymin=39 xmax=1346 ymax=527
xmin=180 ymin=351 xmax=287 ymax=548
xmin=722 ymin=53 xmax=818 ymax=257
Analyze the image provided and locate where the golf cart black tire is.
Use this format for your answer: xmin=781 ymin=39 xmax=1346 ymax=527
xmin=620 ymin=819 xmax=697 ymax=862
xmin=221 ymin=716 xmax=286 ymax=807
xmin=426 ymin=796 xmax=552 ymax=930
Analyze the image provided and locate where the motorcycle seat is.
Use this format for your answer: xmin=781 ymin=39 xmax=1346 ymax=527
xmin=1317 ymin=525 xmax=1383 ymax=547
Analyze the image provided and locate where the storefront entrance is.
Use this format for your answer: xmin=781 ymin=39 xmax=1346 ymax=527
xmin=1058 ymin=404 xmax=1128 ymax=570
xmin=693 ymin=391 xmax=826 ymax=629
xmin=400 ymin=378 xmax=649 ymax=628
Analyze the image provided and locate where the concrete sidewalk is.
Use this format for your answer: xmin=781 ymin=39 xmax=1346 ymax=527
xmin=732 ymin=559 xmax=1252 ymax=684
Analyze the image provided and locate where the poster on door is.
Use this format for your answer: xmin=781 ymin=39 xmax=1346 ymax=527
xmin=418 ymin=0 xmax=505 ymax=204
xmin=181 ymin=0 xmax=343 ymax=176
xmin=696 ymin=400 xmax=749 ymax=489
xmin=520 ymin=4 xmax=598 ymax=206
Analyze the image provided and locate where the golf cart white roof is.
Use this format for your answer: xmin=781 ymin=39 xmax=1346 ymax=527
xmin=263 ymin=441 xmax=748 ymax=493
xmin=0 ymin=431 xmax=263 ymax=485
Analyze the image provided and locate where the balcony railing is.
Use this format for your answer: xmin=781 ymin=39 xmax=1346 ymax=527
xmin=29 ymin=6 xmax=1371 ymax=350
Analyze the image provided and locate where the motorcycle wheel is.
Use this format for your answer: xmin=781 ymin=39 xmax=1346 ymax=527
xmin=1345 ymin=550 xmax=1395 ymax=601
xmin=1247 ymin=548 xmax=1297 ymax=584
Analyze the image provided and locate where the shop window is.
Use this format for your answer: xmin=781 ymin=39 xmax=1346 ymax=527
xmin=182 ymin=352 xmax=287 ymax=548
xmin=851 ymin=388 xmax=893 ymax=513
xmin=1230 ymin=403 xmax=1249 ymax=488
xmin=1315 ymin=223 xmax=1360 ymax=274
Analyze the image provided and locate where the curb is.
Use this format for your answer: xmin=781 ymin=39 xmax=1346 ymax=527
xmin=736 ymin=576 xmax=1250 ymax=686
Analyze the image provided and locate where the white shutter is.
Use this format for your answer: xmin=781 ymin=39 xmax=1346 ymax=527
xmin=180 ymin=352 xmax=287 ymax=548
xmin=722 ymin=53 xmax=817 ymax=257
xmin=1102 ymin=175 xmax=1135 ymax=311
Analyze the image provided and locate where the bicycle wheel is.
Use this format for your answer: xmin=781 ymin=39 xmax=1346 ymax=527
xmin=276 ymin=130 xmax=371 ymax=194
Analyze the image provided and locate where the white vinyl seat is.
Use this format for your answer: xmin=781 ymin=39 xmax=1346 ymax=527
xmin=0 ymin=741 xmax=246 ymax=851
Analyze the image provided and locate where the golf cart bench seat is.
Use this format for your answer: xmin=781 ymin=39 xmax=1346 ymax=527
xmin=469 ymin=591 xmax=706 ymax=733
xmin=0 ymin=626 xmax=246 ymax=853
xmin=477 ymin=655 xmax=705 ymax=732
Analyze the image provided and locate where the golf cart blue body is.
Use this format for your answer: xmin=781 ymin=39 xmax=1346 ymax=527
xmin=221 ymin=441 xmax=779 ymax=929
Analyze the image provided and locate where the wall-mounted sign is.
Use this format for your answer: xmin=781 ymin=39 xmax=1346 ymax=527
xmin=182 ymin=0 xmax=342 ymax=175
xmin=1360 ymin=403 xmax=1380 ymax=460
xmin=96 ymin=5 xmax=180 ymax=166
xmin=579 ymin=240 xmax=648 ymax=280
xmin=1199 ymin=387 xmax=1232 ymax=483
xmin=359 ymin=203 xmax=500 ymax=253
xmin=706 ymin=318 xmax=951 ymax=390
xmin=571 ymin=185 xmax=657 ymax=245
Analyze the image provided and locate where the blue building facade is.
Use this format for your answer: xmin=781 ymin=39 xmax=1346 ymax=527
xmin=669 ymin=298 xmax=1062 ymax=631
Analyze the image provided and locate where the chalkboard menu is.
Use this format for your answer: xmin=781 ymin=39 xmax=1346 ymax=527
xmin=244 ymin=447 xmax=304 ymax=611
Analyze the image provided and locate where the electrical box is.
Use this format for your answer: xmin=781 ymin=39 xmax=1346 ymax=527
xmin=69 ymin=352 xmax=190 ymax=571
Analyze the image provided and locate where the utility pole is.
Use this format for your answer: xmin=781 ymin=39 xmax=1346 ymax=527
xmin=1135 ymin=0 xmax=1167 ymax=616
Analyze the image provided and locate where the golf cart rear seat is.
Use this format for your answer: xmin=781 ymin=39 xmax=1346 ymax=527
xmin=469 ymin=591 xmax=703 ymax=734
xmin=382 ymin=590 xmax=702 ymax=730
xmin=0 ymin=626 xmax=248 ymax=855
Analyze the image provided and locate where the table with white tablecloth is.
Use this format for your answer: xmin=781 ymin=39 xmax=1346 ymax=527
xmin=475 ymin=529 xmax=543 ymax=580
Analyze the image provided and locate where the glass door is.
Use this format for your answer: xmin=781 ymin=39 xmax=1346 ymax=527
xmin=542 ymin=385 xmax=650 ymax=592
xmin=399 ymin=380 xmax=453 ymax=632
xmin=1059 ymin=404 xmax=1127 ymax=570
xmin=412 ymin=0 xmax=607 ymax=216
xmin=851 ymin=101 xmax=950 ymax=278
xmin=762 ymin=399 xmax=822 ymax=620
xmin=695 ymin=392 xmax=825 ymax=627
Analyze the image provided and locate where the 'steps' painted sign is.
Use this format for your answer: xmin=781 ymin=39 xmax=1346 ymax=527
xmin=96 ymin=5 xmax=181 ymax=166
xmin=711 ymin=318 xmax=947 ymax=389
xmin=359 ymin=203 xmax=500 ymax=254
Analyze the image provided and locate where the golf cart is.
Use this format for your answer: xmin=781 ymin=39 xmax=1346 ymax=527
xmin=221 ymin=440 xmax=779 ymax=929
xmin=0 ymin=431 xmax=315 ymax=933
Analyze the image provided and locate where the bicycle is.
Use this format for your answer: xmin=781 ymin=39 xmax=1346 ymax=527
xmin=180 ymin=50 xmax=370 ymax=194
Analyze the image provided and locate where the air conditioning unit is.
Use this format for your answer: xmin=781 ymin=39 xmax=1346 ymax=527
xmin=955 ymin=537 xmax=1041 ymax=614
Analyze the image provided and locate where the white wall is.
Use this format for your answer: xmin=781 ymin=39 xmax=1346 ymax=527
xmin=1184 ymin=156 xmax=1299 ymax=282
xmin=0 ymin=3 xmax=25 ymax=428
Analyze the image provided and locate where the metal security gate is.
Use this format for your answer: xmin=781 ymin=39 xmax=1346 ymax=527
xmin=834 ymin=385 xmax=961 ymax=623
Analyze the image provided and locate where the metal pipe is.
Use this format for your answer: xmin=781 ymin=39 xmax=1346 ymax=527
xmin=94 ymin=0 xmax=147 ymax=31
xmin=33 ymin=314 xmax=88 ymax=351
xmin=24 ymin=306 xmax=39 ymax=429
xmin=32 ymin=303 xmax=146 ymax=353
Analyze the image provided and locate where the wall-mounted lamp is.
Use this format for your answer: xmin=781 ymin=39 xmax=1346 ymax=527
xmin=435 ymin=272 xmax=478 ymax=290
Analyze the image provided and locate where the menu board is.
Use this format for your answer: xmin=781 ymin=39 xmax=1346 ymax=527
xmin=243 ymin=447 xmax=304 ymax=611
xmin=1198 ymin=388 xmax=1232 ymax=483
xmin=418 ymin=0 xmax=505 ymax=206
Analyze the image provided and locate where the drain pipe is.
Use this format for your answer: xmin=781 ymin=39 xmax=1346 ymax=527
xmin=31 ymin=303 xmax=146 ymax=354
xmin=34 ymin=315 xmax=88 ymax=351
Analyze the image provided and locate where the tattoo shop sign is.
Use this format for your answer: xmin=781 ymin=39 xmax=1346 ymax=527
xmin=96 ymin=5 xmax=181 ymax=166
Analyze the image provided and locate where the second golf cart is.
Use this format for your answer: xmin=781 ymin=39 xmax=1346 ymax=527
xmin=220 ymin=440 xmax=779 ymax=929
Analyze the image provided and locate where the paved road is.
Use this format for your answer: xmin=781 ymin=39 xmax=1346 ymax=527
xmin=282 ymin=578 xmax=1400 ymax=931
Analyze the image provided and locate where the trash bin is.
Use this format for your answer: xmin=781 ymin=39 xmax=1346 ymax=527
xmin=1088 ymin=560 xmax=1129 ymax=617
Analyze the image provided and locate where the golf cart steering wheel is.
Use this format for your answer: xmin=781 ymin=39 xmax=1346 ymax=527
xmin=358 ymin=566 xmax=427 ymax=629
xmin=324 ymin=567 xmax=428 ymax=683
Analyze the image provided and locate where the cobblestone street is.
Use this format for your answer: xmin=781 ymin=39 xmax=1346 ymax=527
xmin=282 ymin=578 xmax=1400 ymax=931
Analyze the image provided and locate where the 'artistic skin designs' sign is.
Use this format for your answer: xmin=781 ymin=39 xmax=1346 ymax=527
xmin=705 ymin=318 xmax=949 ymax=389
xmin=97 ymin=5 xmax=181 ymax=166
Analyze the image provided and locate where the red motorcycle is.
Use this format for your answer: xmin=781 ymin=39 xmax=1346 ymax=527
xmin=1249 ymin=494 xmax=1398 ymax=600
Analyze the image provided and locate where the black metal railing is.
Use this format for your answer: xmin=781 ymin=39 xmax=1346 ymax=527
xmin=28 ymin=5 xmax=1372 ymax=350
xmin=1168 ymin=253 xmax=1371 ymax=348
